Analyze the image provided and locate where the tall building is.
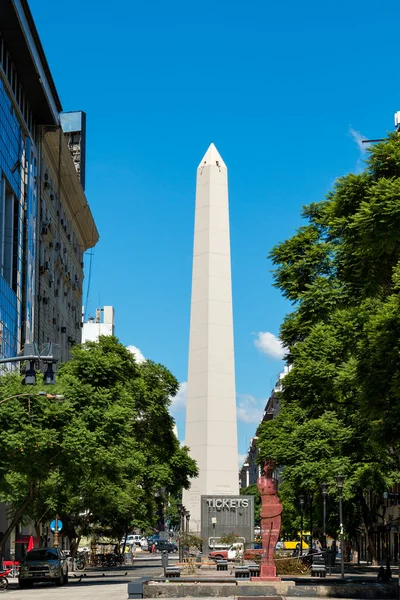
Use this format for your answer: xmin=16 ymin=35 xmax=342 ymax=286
xmin=0 ymin=0 xmax=98 ymax=367
xmin=183 ymin=144 xmax=239 ymax=532
xmin=239 ymin=367 xmax=288 ymax=489
xmin=82 ymin=306 xmax=115 ymax=343
xmin=0 ymin=0 xmax=98 ymax=560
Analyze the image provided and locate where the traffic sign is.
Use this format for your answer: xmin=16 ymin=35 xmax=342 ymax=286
xmin=49 ymin=519 xmax=63 ymax=533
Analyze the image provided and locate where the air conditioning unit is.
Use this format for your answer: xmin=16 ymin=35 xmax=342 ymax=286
xmin=44 ymin=181 xmax=49 ymax=189
xmin=39 ymin=266 xmax=46 ymax=275
xmin=80 ymin=261 xmax=84 ymax=268
xmin=52 ymin=318 xmax=57 ymax=325
xmin=75 ymin=322 xmax=81 ymax=329
xmin=41 ymin=225 xmax=49 ymax=235
xmin=67 ymin=234 xmax=71 ymax=241
xmin=49 ymin=242 xmax=54 ymax=248
xmin=61 ymin=326 xmax=67 ymax=334
xmin=55 ymin=289 xmax=59 ymax=297
xmin=60 ymin=219 xmax=64 ymax=225
xmin=43 ymin=297 xmax=48 ymax=305
xmin=55 ymin=242 xmax=61 ymax=250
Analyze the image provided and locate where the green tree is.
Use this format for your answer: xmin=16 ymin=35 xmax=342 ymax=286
xmin=0 ymin=374 xmax=69 ymax=557
xmin=257 ymin=133 xmax=400 ymax=564
xmin=0 ymin=336 xmax=197 ymax=559
xmin=240 ymin=484 xmax=261 ymax=527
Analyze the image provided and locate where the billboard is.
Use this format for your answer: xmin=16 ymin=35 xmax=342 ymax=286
xmin=201 ymin=495 xmax=254 ymax=549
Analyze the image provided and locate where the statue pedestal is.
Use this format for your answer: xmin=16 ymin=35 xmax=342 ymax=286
xmin=256 ymin=563 xmax=281 ymax=581
xmin=257 ymin=567 xmax=281 ymax=581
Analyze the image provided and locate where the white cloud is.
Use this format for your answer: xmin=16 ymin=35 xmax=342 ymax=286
xmin=348 ymin=127 xmax=368 ymax=153
xmin=127 ymin=345 xmax=146 ymax=364
xmin=349 ymin=127 xmax=370 ymax=173
xmin=254 ymin=331 xmax=285 ymax=360
xmin=238 ymin=453 xmax=247 ymax=468
xmin=170 ymin=381 xmax=187 ymax=411
xmin=236 ymin=393 xmax=265 ymax=424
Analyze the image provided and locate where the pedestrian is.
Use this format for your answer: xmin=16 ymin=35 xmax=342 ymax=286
xmin=151 ymin=543 xmax=156 ymax=554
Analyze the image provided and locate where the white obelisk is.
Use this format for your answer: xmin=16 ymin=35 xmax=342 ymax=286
xmin=183 ymin=143 xmax=239 ymax=532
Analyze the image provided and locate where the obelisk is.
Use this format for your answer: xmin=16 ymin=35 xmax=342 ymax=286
xmin=183 ymin=143 xmax=239 ymax=532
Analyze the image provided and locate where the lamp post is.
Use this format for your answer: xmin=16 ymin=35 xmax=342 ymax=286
xmin=185 ymin=511 xmax=190 ymax=534
xmin=336 ymin=475 xmax=345 ymax=578
xmin=308 ymin=491 xmax=314 ymax=549
xmin=299 ymin=495 xmax=305 ymax=556
xmin=211 ymin=517 xmax=217 ymax=551
xmin=177 ymin=504 xmax=186 ymax=562
xmin=321 ymin=483 xmax=328 ymax=550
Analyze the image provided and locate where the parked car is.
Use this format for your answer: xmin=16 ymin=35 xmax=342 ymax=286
xmin=209 ymin=543 xmax=263 ymax=561
xmin=122 ymin=534 xmax=141 ymax=546
xmin=154 ymin=540 xmax=178 ymax=553
xmin=19 ymin=548 xmax=68 ymax=588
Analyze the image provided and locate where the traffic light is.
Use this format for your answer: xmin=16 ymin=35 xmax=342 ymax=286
xmin=43 ymin=362 xmax=56 ymax=385
xmin=43 ymin=344 xmax=60 ymax=385
xmin=22 ymin=343 xmax=36 ymax=385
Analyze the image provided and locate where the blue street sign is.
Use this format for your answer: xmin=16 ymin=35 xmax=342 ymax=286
xmin=49 ymin=519 xmax=63 ymax=533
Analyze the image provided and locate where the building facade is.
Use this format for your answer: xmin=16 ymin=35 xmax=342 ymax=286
xmin=239 ymin=367 xmax=288 ymax=489
xmin=0 ymin=0 xmax=98 ymax=366
xmin=82 ymin=306 xmax=115 ymax=343
xmin=0 ymin=0 xmax=98 ymax=561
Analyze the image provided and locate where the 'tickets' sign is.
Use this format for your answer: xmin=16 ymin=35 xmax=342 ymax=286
xmin=205 ymin=497 xmax=249 ymax=509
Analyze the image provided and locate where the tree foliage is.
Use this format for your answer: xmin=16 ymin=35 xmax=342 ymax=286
xmin=257 ymin=133 xmax=400 ymax=563
xmin=0 ymin=336 xmax=197 ymax=556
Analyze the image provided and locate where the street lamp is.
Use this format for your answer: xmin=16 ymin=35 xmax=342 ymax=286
xmin=336 ymin=475 xmax=345 ymax=578
xmin=185 ymin=511 xmax=190 ymax=534
xmin=321 ymin=483 xmax=328 ymax=550
xmin=308 ymin=491 xmax=314 ymax=549
xmin=0 ymin=392 xmax=65 ymax=413
xmin=299 ymin=495 xmax=305 ymax=556
xmin=177 ymin=504 xmax=186 ymax=562
xmin=211 ymin=517 xmax=217 ymax=551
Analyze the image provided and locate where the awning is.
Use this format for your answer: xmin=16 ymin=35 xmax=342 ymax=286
xmin=15 ymin=535 xmax=37 ymax=550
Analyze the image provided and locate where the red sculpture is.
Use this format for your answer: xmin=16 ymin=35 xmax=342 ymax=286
xmin=256 ymin=460 xmax=282 ymax=581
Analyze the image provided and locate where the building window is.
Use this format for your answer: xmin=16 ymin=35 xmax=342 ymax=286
xmin=0 ymin=176 xmax=19 ymax=291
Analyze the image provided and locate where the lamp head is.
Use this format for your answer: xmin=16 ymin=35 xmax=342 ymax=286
xmin=299 ymin=494 xmax=305 ymax=507
xmin=336 ymin=474 xmax=344 ymax=490
xmin=321 ymin=483 xmax=328 ymax=496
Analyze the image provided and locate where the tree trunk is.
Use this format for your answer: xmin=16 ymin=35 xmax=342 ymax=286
xmin=360 ymin=495 xmax=378 ymax=566
xmin=355 ymin=537 xmax=360 ymax=564
xmin=121 ymin=529 xmax=128 ymax=556
xmin=34 ymin=521 xmax=41 ymax=547
xmin=69 ymin=535 xmax=81 ymax=572
xmin=0 ymin=485 xmax=35 ymax=559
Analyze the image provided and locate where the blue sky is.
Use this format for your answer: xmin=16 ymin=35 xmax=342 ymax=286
xmin=31 ymin=0 xmax=400 ymax=464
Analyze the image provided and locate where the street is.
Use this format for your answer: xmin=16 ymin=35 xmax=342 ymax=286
xmin=3 ymin=558 xmax=165 ymax=600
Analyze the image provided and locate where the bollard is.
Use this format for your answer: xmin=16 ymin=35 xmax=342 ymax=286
xmin=162 ymin=550 xmax=168 ymax=573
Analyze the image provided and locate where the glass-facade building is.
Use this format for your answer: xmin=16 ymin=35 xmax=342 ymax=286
xmin=0 ymin=75 xmax=26 ymax=358
xmin=0 ymin=27 xmax=39 ymax=359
